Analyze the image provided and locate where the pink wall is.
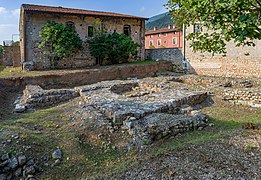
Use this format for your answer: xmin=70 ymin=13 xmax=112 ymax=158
xmin=145 ymin=30 xmax=183 ymax=49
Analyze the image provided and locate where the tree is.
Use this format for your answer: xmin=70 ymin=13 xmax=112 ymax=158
xmin=38 ymin=21 xmax=83 ymax=68
xmin=88 ymin=31 xmax=139 ymax=65
xmin=166 ymin=0 xmax=261 ymax=54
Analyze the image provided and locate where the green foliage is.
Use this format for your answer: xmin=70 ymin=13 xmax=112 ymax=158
xmin=149 ymin=45 xmax=155 ymax=49
xmin=0 ymin=45 xmax=3 ymax=56
xmin=166 ymin=0 xmax=261 ymax=54
xmin=88 ymin=31 xmax=139 ymax=65
xmin=38 ymin=21 xmax=83 ymax=68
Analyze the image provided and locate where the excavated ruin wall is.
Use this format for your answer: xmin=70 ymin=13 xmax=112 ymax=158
xmin=0 ymin=61 xmax=173 ymax=89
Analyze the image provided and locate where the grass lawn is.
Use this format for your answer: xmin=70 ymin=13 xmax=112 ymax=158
xmin=0 ymin=61 xmax=156 ymax=78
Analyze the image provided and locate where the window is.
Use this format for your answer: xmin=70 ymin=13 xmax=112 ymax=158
xmin=157 ymin=39 xmax=161 ymax=46
xmin=194 ymin=23 xmax=201 ymax=33
xmin=158 ymin=34 xmax=160 ymax=37
xmin=123 ymin=25 xmax=131 ymax=36
xmin=149 ymin=40 xmax=154 ymax=46
xmin=173 ymin=38 xmax=177 ymax=45
xmin=88 ymin=26 xmax=94 ymax=37
xmin=66 ymin=21 xmax=75 ymax=30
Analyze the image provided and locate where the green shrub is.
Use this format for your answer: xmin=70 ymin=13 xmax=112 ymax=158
xmin=88 ymin=31 xmax=139 ymax=65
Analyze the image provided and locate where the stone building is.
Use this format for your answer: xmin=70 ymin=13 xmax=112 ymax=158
xmin=184 ymin=24 xmax=261 ymax=78
xmin=19 ymin=4 xmax=148 ymax=70
xmin=145 ymin=26 xmax=183 ymax=49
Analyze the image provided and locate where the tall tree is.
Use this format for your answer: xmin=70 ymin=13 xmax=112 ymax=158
xmin=166 ymin=0 xmax=261 ymax=54
xmin=38 ymin=21 xmax=82 ymax=68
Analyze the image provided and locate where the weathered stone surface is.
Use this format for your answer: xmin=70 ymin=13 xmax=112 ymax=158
xmin=52 ymin=149 xmax=62 ymax=159
xmin=128 ymin=113 xmax=208 ymax=146
xmin=17 ymin=85 xmax=79 ymax=110
xmin=17 ymin=154 xmax=27 ymax=166
xmin=24 ymin=166 xmax=36 ymax=176
xmin=1 ymin=154 xmax=9 ymax=161
xmin=8 ymin=156 xmax=18 ymax=169
xmin=77 ymin=76 xmax=208 ymax=125
xmin=223 ymin=88 xmax=261 ymax=107
xmin=14 ymin=104 xmax=26 ymax=113
xmin=14 ymin=168 xmax=22 ymax=177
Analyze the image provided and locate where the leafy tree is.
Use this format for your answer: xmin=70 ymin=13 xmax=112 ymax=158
xmin=38 ymin=21 xmax=82 ymax=68
xmin=166 ymin=0 xmax=261 ymax=54
xmin=88 ymin=31 xmax=139 ymax=65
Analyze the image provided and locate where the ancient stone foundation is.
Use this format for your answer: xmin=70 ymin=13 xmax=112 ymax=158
xmin=16 ymin=85 xmax=79 ymax=111
xmin=223 ymin=88 xmax=261 ymax=107
xmin=15 ymin=76 xmax=211 ymax=148
xmin=75 ymin=76 xmax=210 ymax=147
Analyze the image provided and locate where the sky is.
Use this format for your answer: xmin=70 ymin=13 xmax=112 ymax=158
xmin=0 ymin=0 xmax=168 ymax=45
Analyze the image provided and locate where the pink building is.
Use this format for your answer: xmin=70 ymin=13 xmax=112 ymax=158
xmin=145 ymin=26 xmax=183 ymax=49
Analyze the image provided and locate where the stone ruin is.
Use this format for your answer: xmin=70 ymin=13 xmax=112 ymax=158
xmin=15 ymin=76 xmax=211 ymax=148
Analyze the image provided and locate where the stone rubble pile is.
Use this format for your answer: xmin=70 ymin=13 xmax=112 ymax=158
xmin=0 ymin=153 xmax=37 ymax=180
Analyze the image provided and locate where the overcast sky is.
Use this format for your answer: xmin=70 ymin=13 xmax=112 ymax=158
xmin=0 ymin=0 xmax=167 ymax=45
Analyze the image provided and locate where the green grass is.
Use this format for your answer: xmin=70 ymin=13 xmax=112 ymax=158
xmin=0 ymin=66 xmax=46 ymax=78
xmin=0 ymin=65 xmax=5 ymax=71
xmin=0 ymin=61 xmax=156 ymax=78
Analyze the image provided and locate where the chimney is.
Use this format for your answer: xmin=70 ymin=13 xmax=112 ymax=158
xmin=168 ymin=24 xmax=172 ymax=29
xmin=153 ymin=27 xmax=157 ymax=31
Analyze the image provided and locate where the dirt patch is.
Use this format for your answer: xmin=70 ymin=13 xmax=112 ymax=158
xmin=116 ymin=130 xmax=260 ymax=179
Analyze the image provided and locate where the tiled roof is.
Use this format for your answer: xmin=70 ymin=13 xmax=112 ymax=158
xmin=145 ymin=28 xmax=180 ymax=35
xmin=21 ymin=4 xmax=148 ymax=20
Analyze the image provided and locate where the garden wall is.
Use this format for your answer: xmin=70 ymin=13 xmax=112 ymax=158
xmin=145 ymin=48 xmax=184 ymax=71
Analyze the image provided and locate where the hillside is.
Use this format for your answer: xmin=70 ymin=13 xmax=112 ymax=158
xmin=145 ymin=12 xmax=174 ymax=30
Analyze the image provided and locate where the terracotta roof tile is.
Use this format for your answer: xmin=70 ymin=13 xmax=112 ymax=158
xmin=22 ymin=4 xmax=148 ymax=20
xmin=145 ymin=28 xmax=181 ymax=35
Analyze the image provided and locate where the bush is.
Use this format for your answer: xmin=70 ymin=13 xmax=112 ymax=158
xmin=88 ymin=31 xmax=139 ymax=65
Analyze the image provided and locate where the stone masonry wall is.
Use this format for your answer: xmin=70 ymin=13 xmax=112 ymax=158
xmin=21 ymin=12 xmax=146 ymax=70
xmin=0 ymin=46 xmax=21 ymax=67
xmin=185 ymin=25 xmax=261 ymax=78
xmin=145 ymin=48 xmax=184 ymax=71
xmin=19 ymin=85 xmax=79 ymax=109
